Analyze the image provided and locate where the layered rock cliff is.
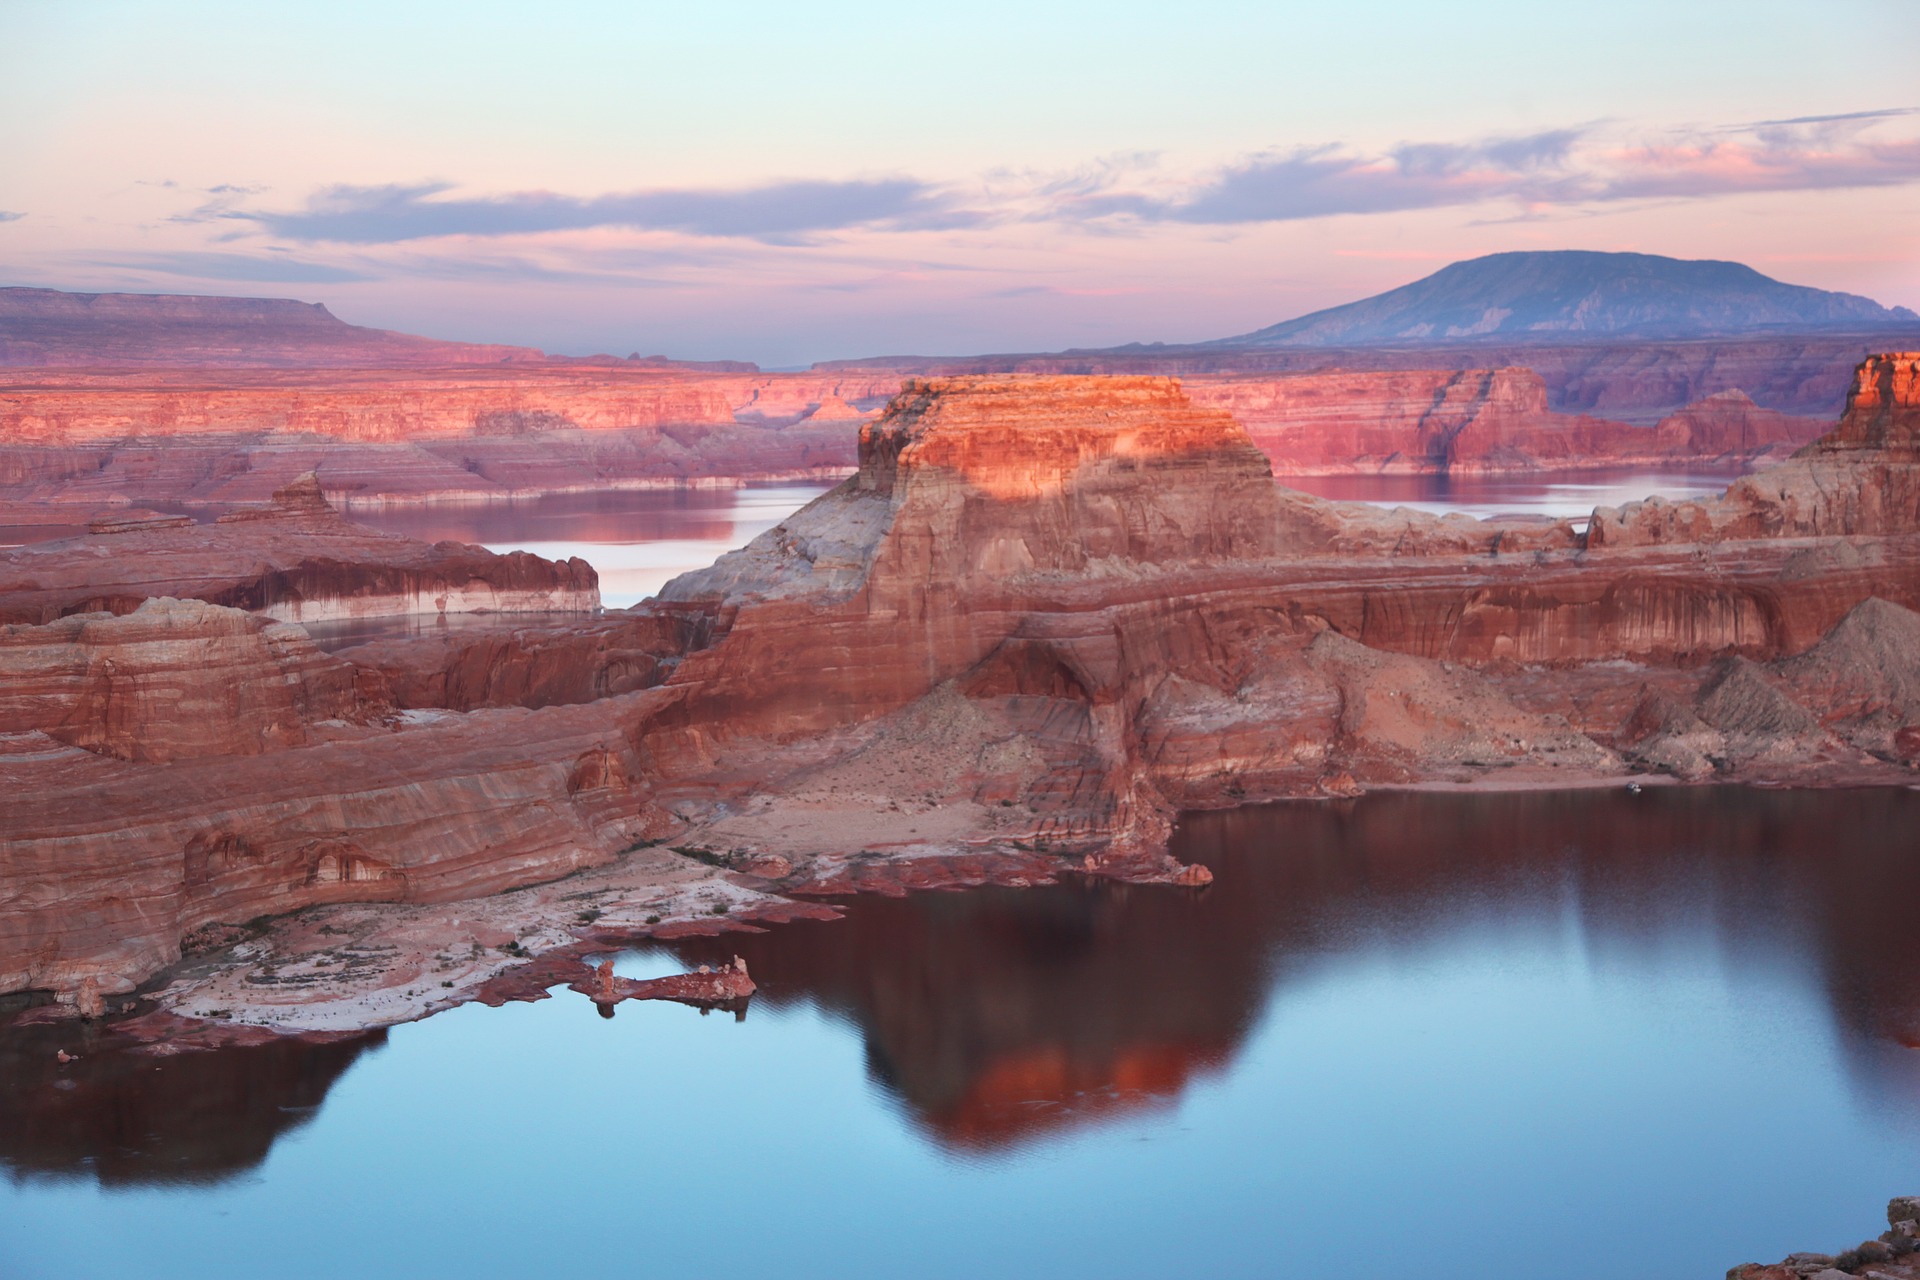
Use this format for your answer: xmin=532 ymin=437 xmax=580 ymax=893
xmin=0 ymin=361 xmax=1827 ymax=530
xmin=0 ymin=472 xmax=599 ymax=625
xmin=0 ymin=597 xmax=379 ymax=762
xmin=1589 ymin=353 xmax=1920 ymax=546
xmin=5 ymin=360 xmax=1920 ymax=1031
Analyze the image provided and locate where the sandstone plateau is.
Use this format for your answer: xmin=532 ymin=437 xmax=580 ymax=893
xmin=0 ymin=471 xmax=599 ymax=625
xmin=0 ymin=361 xmax=1830 ymax=534
xmin=2 ymin=356 xmax=1920 ymax=1042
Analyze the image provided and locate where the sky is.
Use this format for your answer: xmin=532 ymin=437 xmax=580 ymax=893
xmin=1 ymin=0 xmax=1918 ymax=366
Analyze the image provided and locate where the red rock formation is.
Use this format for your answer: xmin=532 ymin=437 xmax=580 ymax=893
xmin=0 ymin=472 xmax=599 ymax=625
xmin=822 ymin=332 xmax=1920 ymax=421
xmin=0 ymin=361 xmax=1829 ymax=526
xmin=1188 ymin=367 xmax=1821 ymax=475
xmin=0 ymin=365 xmax=895 ymax=513
xmin=6 ymin=359 xmax=1920 ymax=1026
xmin=1589 ymin=353 xmax=1920 ymax=546
xmin=337 ymin=609 xmax=708 ymax=712
xmin=567 ymin=954 xmax=754 ymax=1011
xmin=0 ymin=597 xmax=379 ymax=761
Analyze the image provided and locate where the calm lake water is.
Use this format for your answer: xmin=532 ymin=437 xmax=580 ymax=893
xmin=5 ymin=787 xmax=1920 ymax=1280
xmin=3 ymin=472 xmax=1737 ymax=598
xmin=348 ymin=484 xmax=834 ymax=608
xmin=333 ymin=470 xmax=1737 ymax=608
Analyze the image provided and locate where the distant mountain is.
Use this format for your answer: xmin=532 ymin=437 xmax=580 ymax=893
xmin=1216 ymin=251 xmax=1920 ymax=347
xmin=0 ymin=287 xmax=545 ymax=368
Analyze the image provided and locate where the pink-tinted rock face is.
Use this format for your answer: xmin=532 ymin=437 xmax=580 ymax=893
xmin=0 ymin=366 xmax=897 ymax=513
xmin=0 ymin=473 xmax=599 ymax=625
xmin=1186 ymin=368 xmax=1824 ymax=475
xmin=0 ymin=597 xmax=379 ymax=761
xmin=6 ymin=361 xmax=1920 ymax=1026
xmin=0 ymin=360 xmax=1832 ymax=529
xmin=1589 ymin=353 xmax=1920 ymax=547
xmin=821 ymin=332 xmax=1920 ymax=421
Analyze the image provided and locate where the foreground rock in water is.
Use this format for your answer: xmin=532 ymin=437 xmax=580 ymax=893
xmin=1729 ymin=1195 xmax=1920 ymax=1277
xmin=3 ymin=358 xmax=1920 ymax=1028
xmin=0 ymin=471 xmax=599 ymax=625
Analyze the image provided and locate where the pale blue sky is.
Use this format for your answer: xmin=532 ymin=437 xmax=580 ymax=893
xmin=1 ymin=0 xmax=1916 ymax=362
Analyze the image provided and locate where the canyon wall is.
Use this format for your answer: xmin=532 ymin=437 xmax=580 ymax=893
xmin=4 ymin=359 xmax=1920 ymax=1017
xmin=0 ymin=362 xmax=1827 ymax=524
xmin=821 ymin=331 xmax=1920 ymax=421
xmin=0 ymin=473 xmax=599 ymax=625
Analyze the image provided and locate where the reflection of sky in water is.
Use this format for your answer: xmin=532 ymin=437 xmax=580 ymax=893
xmin=1286 ymin=469 xmax=1741 ymax=527
xmin=9 ymin=789 xmax=1920 ymax=1280
xmin=355 ymin=475 xmax=1742 ymax=607
xmin=349 ymin=484 xmax=832 ymax=608
xmin=523 ymin=486 xmax=825 ymax=607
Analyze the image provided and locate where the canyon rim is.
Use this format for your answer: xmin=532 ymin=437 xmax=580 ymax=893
xmin=8 ymin=6 xmax=1920 ymax=1277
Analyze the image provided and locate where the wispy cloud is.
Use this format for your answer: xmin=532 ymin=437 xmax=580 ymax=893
xmin=95 ymin=251 xmax=374 ymax=283
xmin=237 ymin=179 xmax=988 ymax=244
xmin=1594 ymin=112 xmax=1920 ymax=200
xmin=1064 ymin=112 xmax=1920 ymax=226
xmin=0 ymin=211 xmax=24 ymax=223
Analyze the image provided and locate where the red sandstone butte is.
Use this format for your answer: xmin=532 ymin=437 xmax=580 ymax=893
xmin=4 ymin=358 xmax=1920 ymax=1024
xmin=0 ymin=472 xmax=599 ymax=625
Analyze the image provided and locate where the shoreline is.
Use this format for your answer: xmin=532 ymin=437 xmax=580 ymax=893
xmin=8 ymin=770 xmax=1915 ymax=1052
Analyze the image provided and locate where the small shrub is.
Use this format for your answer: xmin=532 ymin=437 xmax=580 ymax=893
xmin=709 ymin=903 xmax=729 ymax=915
xmin=645 ymin=914 xmax=661 ymax=925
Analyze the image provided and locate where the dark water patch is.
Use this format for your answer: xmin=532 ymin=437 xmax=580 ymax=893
xmin=5 ymin=786 xmax=1920 ymax=1279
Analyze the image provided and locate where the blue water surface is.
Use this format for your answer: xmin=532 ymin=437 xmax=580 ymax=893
xmin=4 ymin=787 xmax=1918 ymax=1279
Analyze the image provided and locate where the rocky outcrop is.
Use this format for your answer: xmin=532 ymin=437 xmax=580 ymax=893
xmin=0 ymin=361 xmax=1831 ymax=527
xmin=1589 ymin=354 xmax=1920 ymax=547
xmin=0 ymin=472 xmax=599 ymax=625
xmin=0 ymin=365 xmax=896 ymax=513
xmin=338 ymin=610 xmax=708 ymax=712
xmin=1729 ymin=1195 xmax=1920 ymax=1278
xmin=0 ymin=597 xmax=381 ymax=761
xmin=7 ymin=359 xmax=1920 ymax=1028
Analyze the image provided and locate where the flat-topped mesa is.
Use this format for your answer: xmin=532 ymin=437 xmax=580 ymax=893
xmin=860 ymin=375 xmax=1287 ymax=579
xmin=1588 ymin=352 xmax=1920 ymax=548
xmin=666 ymin=375 xmax=1285 ymax=606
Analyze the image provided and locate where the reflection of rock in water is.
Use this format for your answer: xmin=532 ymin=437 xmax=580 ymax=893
xmin=0 ymin=1020 xmax=383 ymax=1186
xmin=673 ymin=881 xmax=1261 ymax=1151
xmin=8 ymin=789 xmax=1920 ymax=1174
xmin=673 ymin=786 xmax=1920 ymax=1153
